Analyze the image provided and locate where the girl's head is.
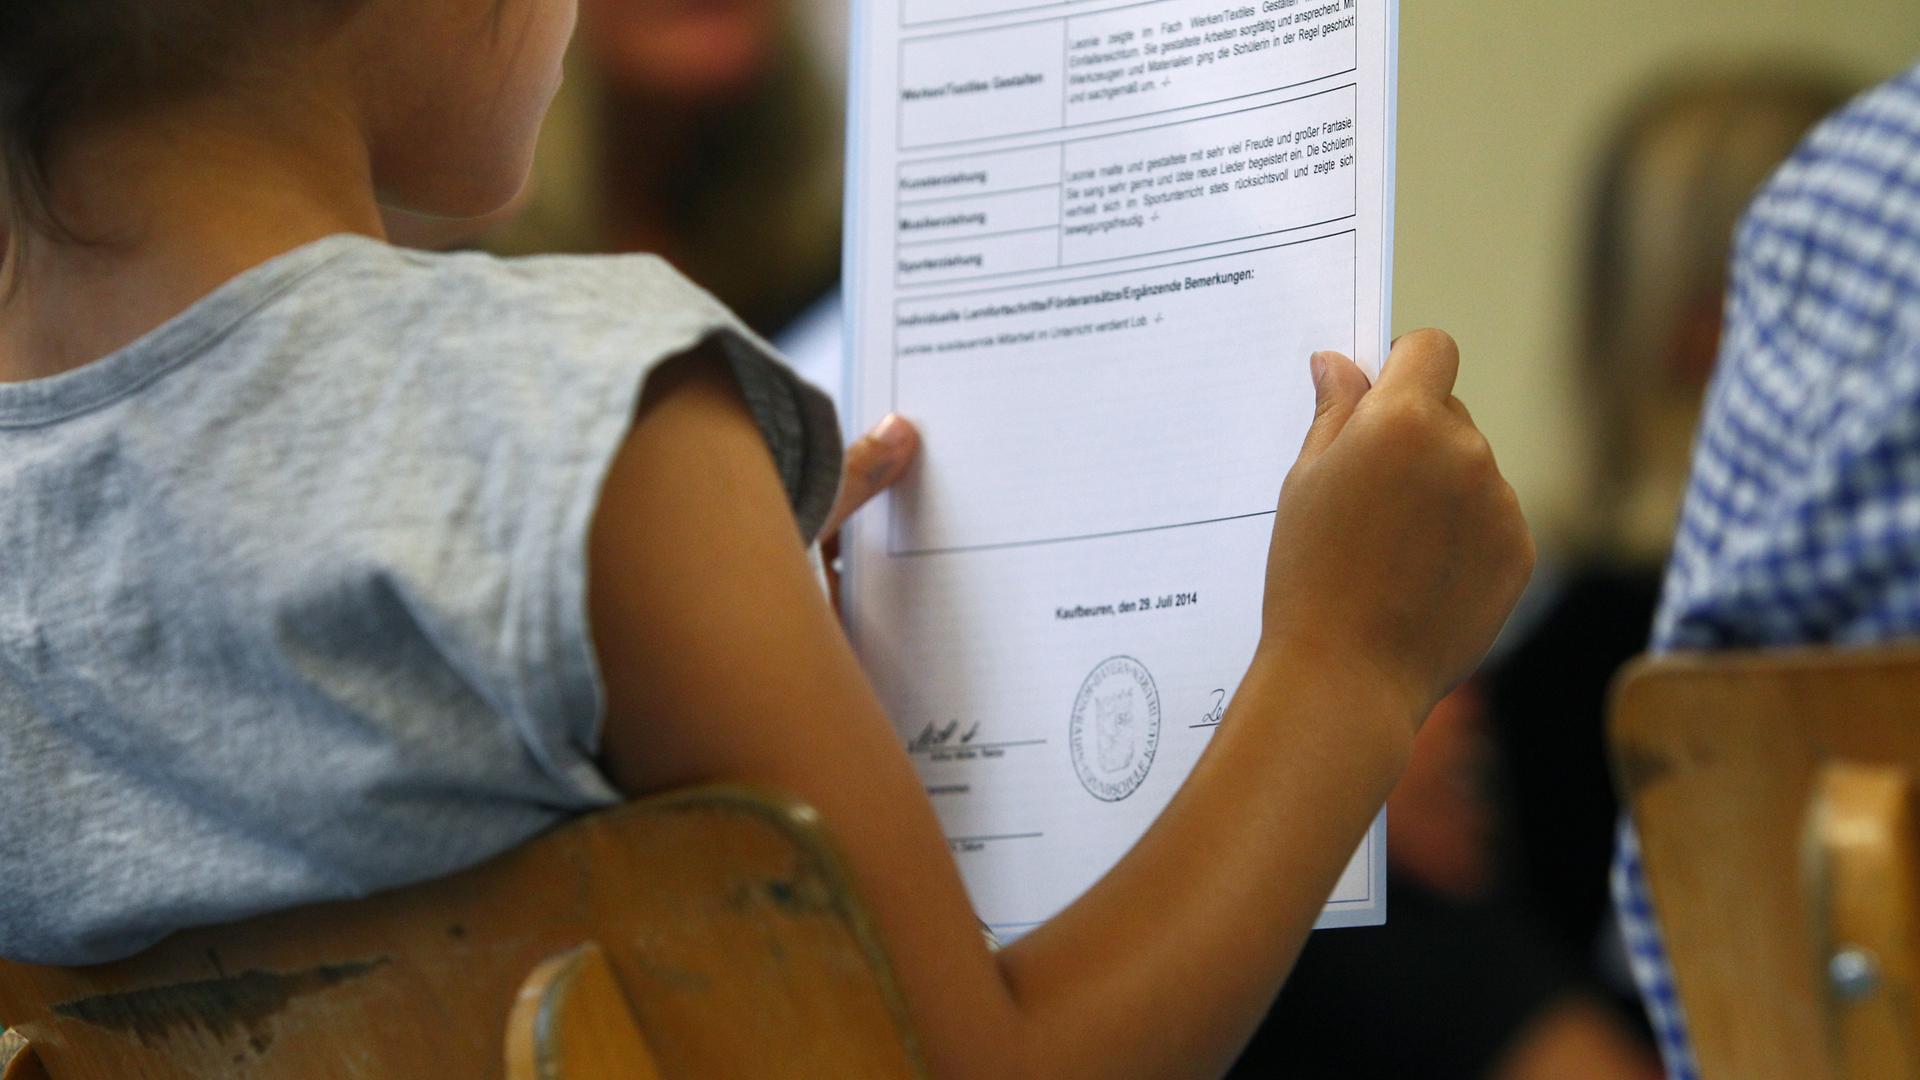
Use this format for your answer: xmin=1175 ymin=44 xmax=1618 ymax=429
xmin=0 ymin=0 xmax=577 ymax=245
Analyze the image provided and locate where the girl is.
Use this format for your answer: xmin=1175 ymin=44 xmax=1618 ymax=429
xmin=0 ymin=1 xmax=1533 ymax=1076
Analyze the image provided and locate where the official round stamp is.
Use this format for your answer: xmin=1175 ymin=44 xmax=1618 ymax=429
xmin=1069 ymin=655 xmax=1162 ymax=802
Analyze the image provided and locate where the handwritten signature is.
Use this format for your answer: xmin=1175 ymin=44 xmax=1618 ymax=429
xmin=909 ymin=719 xmax=981 ymax=753
xmin=1196 ymin=689 xmax=1227 ymax=728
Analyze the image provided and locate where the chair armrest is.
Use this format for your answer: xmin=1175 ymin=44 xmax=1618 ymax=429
xmin=1 ymin=1030 xmax=48 ymax=1080
xmin=1805 ymin=763 xmax=1920 ymax=1079
xmin=506 ymin=943 xmax=664 ymax=1080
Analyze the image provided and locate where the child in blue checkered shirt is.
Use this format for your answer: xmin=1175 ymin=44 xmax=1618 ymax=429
xmin=1614 ymin=61 xmax=1920 ymax=1079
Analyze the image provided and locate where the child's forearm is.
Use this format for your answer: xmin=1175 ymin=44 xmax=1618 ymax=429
xmin=595 ymin=336 xmax=1529 ymax=1080
xmin=994 ymin=642 xmax=1416 ymax=1079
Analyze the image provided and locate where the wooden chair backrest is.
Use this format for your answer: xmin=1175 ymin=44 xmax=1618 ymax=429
xmin=0 ymin=786 xmax=927 ymax=1079
xmin=1611 ymin=647 xmax=1920 ymax=1080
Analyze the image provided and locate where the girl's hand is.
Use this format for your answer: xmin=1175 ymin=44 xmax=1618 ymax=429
xmin=1259 ymin=329 xmax=1535 ymax=735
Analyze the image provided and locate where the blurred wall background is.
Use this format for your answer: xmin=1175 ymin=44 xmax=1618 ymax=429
xmin=1394 ymin=3 xmax=1920 ymax=548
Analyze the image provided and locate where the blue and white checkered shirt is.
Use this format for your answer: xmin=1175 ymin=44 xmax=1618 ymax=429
xmin=1615 ymin=61 xmax=1920 ymax=1079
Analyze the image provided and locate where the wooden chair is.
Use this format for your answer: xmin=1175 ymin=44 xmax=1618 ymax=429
xmin=0 ymin=786 xmax=927 ymax=1079
xmin=1611 ymin=647 xmax=1920 ymax=1080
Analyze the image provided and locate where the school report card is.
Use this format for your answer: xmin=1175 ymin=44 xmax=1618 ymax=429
xmin=842 ymin=0 xmax=1398 ymax=938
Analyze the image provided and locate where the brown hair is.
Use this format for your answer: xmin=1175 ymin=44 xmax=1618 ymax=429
xmin=0 ymin=2 xmax=363 ymax=249
xmin=1583 ymin=68 xmax=1852 ymax=385
xmin=1574 ymin=66 xmax=1853 ymax=557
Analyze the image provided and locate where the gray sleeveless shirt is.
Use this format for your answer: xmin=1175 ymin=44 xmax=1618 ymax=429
xmin=0 ymin=236 xmax=842 ymax=964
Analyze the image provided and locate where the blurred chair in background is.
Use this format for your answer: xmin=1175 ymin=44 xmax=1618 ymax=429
xmin=1611 ymin=648 xmax=1920 ymax=1080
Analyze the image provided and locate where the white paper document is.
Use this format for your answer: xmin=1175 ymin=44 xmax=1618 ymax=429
xmin=843 ymin=0 xmax=1397 ymax=938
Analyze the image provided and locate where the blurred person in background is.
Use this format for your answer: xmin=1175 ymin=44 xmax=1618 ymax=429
xmin=1613 ymin=59 xmax=1920 ymax=1078
xmin=1230 ymin=679 xmax=1661 ymax=1080
xmin=484 ymin=0 xmax=845 ymax=339
xmin=1483 ymin=66 xmax=1850 ymax=1018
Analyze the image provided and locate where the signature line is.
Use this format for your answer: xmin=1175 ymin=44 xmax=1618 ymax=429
xmin=910 ymin=738 xmax=1050 ymax=755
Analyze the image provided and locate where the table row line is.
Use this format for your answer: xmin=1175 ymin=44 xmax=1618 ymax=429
xmin=894 ymin=85 xmax=1358 ymax=284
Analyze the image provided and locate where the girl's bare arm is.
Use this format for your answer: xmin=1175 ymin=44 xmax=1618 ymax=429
xmin=588 ymin=331 xmax=1531 ymax=1079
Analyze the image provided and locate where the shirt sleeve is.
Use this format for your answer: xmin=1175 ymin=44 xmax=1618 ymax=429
xmin=1655 ymin=335 xmax=1920 ymax=651
xmin=456 ymin=256 xmax=845 ymax=806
